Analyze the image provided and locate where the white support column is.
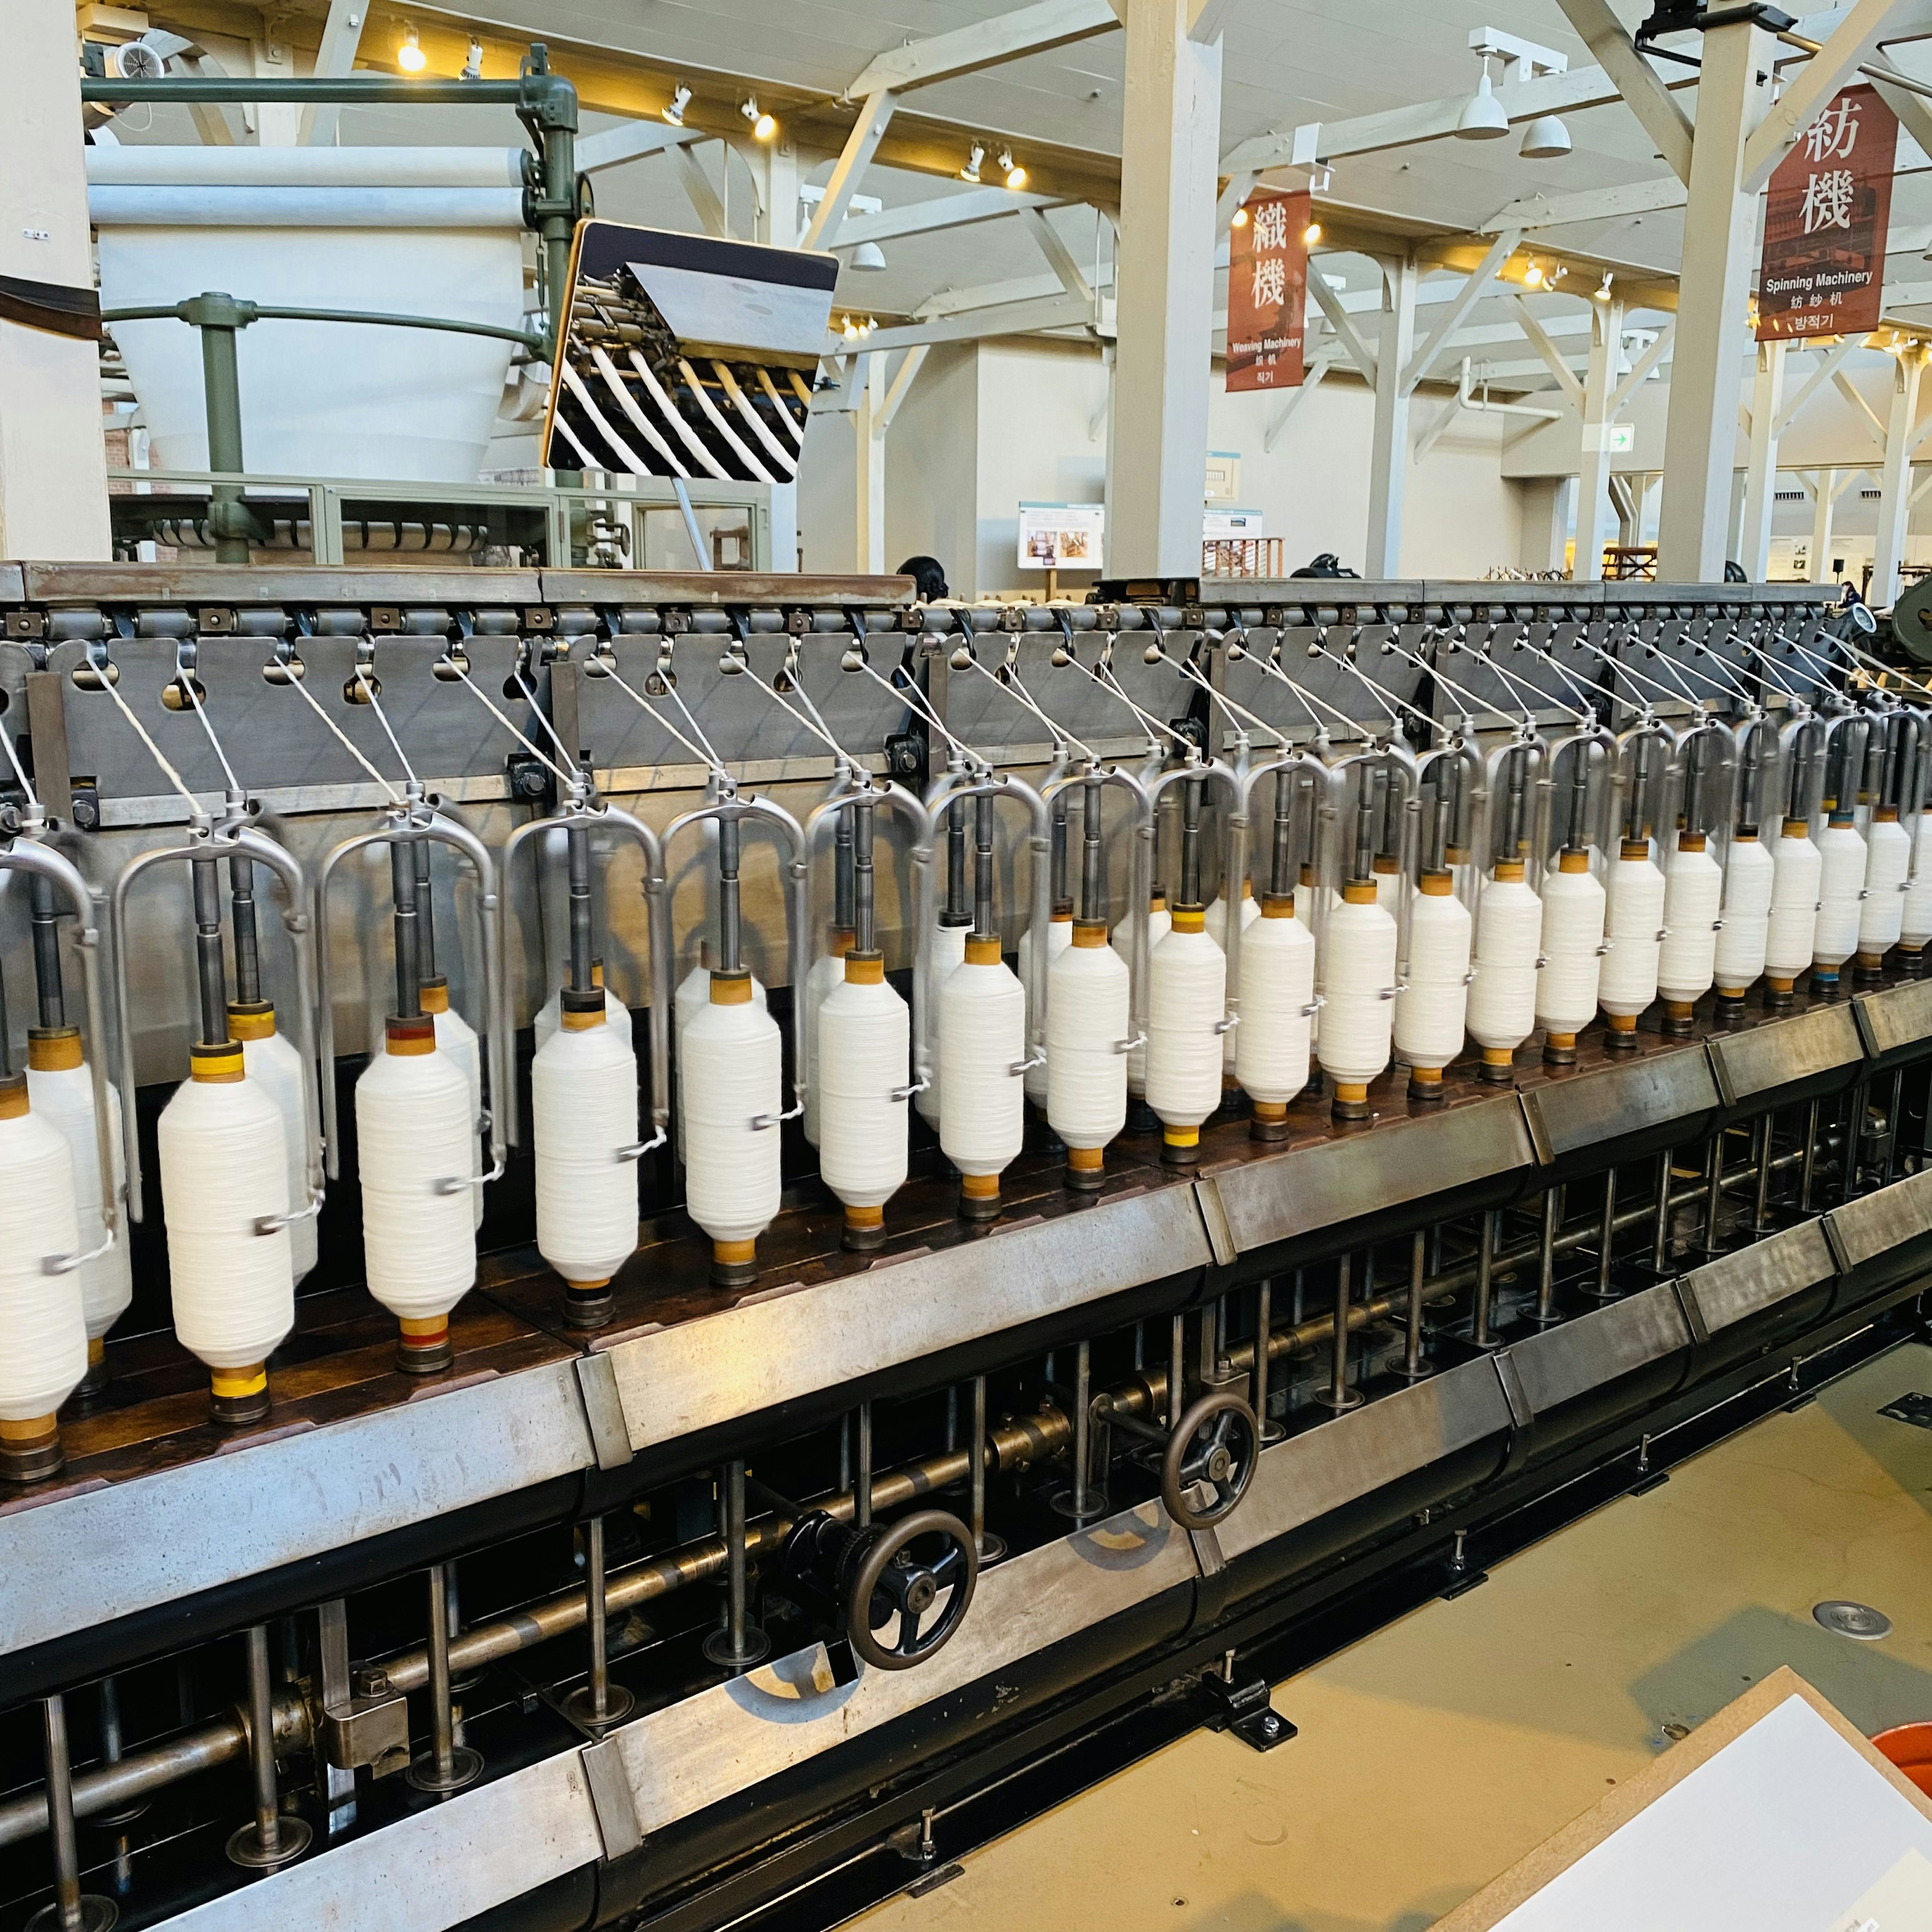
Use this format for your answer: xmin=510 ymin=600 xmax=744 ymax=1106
xmin=1657 ymin=18 xmax=1773 ymax=582
xmin=1737 ymin=338 xmax=1788 ymax=582
xmin=1363 ymin=255 xmax=1416 ymax=580
xmin=1872 ymin=346 xmax=1926 ymax=608
xmin=1573 ymin=296 xmax=1624 ymax=584
xmin=1107 ymin=0 xmax=1226 ymax=578
xmin=1809 ymin=469 xmax=1836 ymax=583
xmin=0 ymin=0 xmax=110 ymax=561
xmin=855 ymin=352 xmax=888 ymax=575
xmin=756 ymin=139 xmax=801 ymax=247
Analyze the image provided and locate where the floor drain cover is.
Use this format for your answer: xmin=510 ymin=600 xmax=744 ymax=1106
xmin=1814 ymin=1600 xmax=1893 ymax=1641
xmin=1879 ymin=1393 xmax=1932 ymax=1430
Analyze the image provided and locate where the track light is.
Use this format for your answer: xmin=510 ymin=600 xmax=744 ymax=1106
xmin=460 ymin=37 xmax=482 ymax=79
xmin=999 ymin=149 xmax=1026 ymax=189
xmin=1231 ymin=205 xmax=1249 ymax=228
xmin=1594 ymin=270 xmax=1615 ymax=301
xmin=396 ymin=24 xmax=427 ymax=72
xmin=1523 ymin=259 xmax=1545 ymax=288
xmin=1520 ymin=113 xmax=1571 ymax=159
xmin=841 ymin=315 xmax=859 ymax=341
xmin=960 ymin=142 xmax=984 ymax=185
xmin=662 ymin=84 xmax=691 ymax=127
xmin=741 ymin=97 xmax=776 ymax=140
xmin=1455 ymin=57 xmax=1509 ymax=139
xmin=1302 ymin=220 xmax=1322 ymax=246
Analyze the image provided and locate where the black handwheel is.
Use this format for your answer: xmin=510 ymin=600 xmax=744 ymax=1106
xmin=1161 ymin=1390 xmax=1259 ymax=1531
xmin=844 ymin=1508 xmax=979 ymax=1671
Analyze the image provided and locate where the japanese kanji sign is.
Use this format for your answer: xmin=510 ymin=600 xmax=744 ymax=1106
xmin=1757 ymin=85 xmax=1898 ymax=342
xmin=1226 ymin=188 xmax=1308 ymax=391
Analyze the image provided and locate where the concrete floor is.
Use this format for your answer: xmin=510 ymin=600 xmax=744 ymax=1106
xmin=856 ymin=1341 xmax=1932 ymax=1932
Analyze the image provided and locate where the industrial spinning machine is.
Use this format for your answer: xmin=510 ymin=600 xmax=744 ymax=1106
xmin=4 ymin=562 xmax=1932 ymax=1932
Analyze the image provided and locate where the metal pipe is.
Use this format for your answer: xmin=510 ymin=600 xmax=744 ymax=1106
xmin=1651 ymin=1149 xmax=1673 ymax=1274
xmin=1472 ymin=1212 xmax=1498 ymax=1346
xmin=1317 ymin=1254 xmax=1357 ymax=1409
xmin=944 ymin=800 xmax=966 ymax=922
xmin=971 ymin=1376 xmax=989 ymax=1557
xmin=973 ymin=792 xmax=995 ymax=939
xmin=853 ymin=796 xmax=876 ymax=954
xmin=1169 ymin=1311 xmax=1186 ymax=1426
xmin=1801 ymin=1097 xmax=1821 ymax=1211
xmin=229 ymin=855 xmax=261 ymax=1007
xmin=587 ymin=1517 xmax=612 ymax=1719
xmin=855 ymin=1402 xmax=873 ymax=1530
xmin=413 ymin=838 xmax=436 ymax=986
xmin=1081 ymin=773 xmax=1104 ymax=922
xmin=192 ymin=855 xmax=228 ymax=1045
xmin=717 ymin=814 xmax=742 ymax=975
xmin=1595 ymin=1167 xmax=1620 ymax=1297
xmin=1180 ymin=774 xmax=1203 ymax=908
xmin=1072 ymin=1340 xmax=1094 ymax=1523
xmin=1535 ymin=1186 xmax=1562 ymax=1324
xmin=1253 ymin=1278 xmax=1276 ymax=1417
xmin=427 ymin=1566 xmax=455 ymax=1781
xmin=29 ymin=872 xmax=65 ymax=1029
xmin=388 ymin=838 xmax=421 ymax=1021
xmin=1701 ymin=1130 xmax=1725 ymax=1252
xmin=567 ymin=825 xmax=593 ymax=993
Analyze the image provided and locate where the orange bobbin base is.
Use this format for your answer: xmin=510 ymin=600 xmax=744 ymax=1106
xmin=1161 ymin=1122 xmax=1200 ymax=1167
xmin=1603 ymin=1012 xmax=1639 ymax=1051
xmin=1478 ymin=1046 xmax=1516 ymax=1086
xmin=209 ymin=1361 xmax=271 ymax=1428
xmin=1661 ymin=999 xmax=1697 ymax=1037
xmin=841 ymin=1202 xmax=888 ymax=1252
xmin=564 ymin=1276 xmax=616 ymax=1331
xmin=1543 ymin=1029 xmax=1578 ymax=1066
xmin=1250 ymin=1098 xmax=1289 ymax=1142
xmin=1331 ymin=1080 xmax=1371 ymax=1123
xmin=711 ymin=1238 xmax=759 ymax=1289
xmin=397 ymin=1313 xmax=453 ymax=1377
xmin=1765 ymin=974 xmax=1797 ymax=1006
xmin=1064 ymin=1144 xmax=1106 ymax=1192
xmin=0 ymin=1413 xmax=62 ymax=1485
xmin=958 ymin=1172 xmax=1002 ymax=1222
xmin=1408 ymin=1063 xmax=1445 ymax=1104
xmin=1855 ymin=948 xmax=1888 ymax=983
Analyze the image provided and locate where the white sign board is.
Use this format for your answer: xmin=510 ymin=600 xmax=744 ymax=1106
xmin=1017 ymin=502 xmax=1105 ymax=570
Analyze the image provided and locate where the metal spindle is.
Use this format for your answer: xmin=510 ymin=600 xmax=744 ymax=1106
xmin=406 ymin=1564 xmax=480 ymax=1793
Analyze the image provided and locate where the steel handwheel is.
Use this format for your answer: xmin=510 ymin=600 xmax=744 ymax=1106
xmin=1161 ymin=1390 xmax=1259 ymax=1531
xmin=845 ymin=1507 xmax=979 ymax=1671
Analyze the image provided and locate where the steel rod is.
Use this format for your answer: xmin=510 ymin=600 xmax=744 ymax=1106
xmin=1535 ymin=1186 xmax=1562 ymax=1323
xmin=1650 ymin=1149 xmax=1673 ymax=1274
xmin=855 ymin=1402 xmax=873 ymax=1529
xmin=1472 ymin=1211 xmax=1497 ymax=1346
xmin=1595 ymin=1166 xmax=1620 ymax=1297
xmin=191 ymin=856 xmax=228 ymax=1045
xmin=971 ymin=1376 xmax=988 ymax=1555
xmin=246 ymin=1627 xmax=280 ymax=1857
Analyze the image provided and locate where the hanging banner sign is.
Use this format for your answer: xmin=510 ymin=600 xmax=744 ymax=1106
xmin=1226 ymin=188 xmax=1308 ymax=391
xmin=1757 ymin=85 xmax=1898 ymax=341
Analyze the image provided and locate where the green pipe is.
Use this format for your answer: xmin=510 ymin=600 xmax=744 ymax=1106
xmin=101 ymin=300 xmax=545 ymax=354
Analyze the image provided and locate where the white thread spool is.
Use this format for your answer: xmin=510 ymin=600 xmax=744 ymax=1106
xmin=801 ymin=927 xmax=853 ymax=1148
xmin=533 ymin=999 xmax=639 ymax=1293
xmin=1318 ymin=884 xmax=1398 ymax=1109
xmin=421 ymin=984 xmax=484 ymax=1233
xmin=159 ymin=1042 xmax=294 ymax=1405
xmin=1145 ymin=908 xmax=1227 ymax=1159
xmin=0 ymin=1078 xmax=85 ymax=1459
xmin=676 ymin=954 xmax=765 ymax=1155
xmin=1857 ymin=808 xmax=1911 ymax=965
xmin=1657 ymin=833 xmax=1723 ymax=1021
xmin=1018 ymin=908 xmax=1073 ymax=1105
xmin=1294 ymin=871 xmax=1331 ymax=1045
xmin=819 ymin=952 xmax=910 ymax=1246
xmin=1111 ymin=893 xmax=1169 ymax=1093
xmin=1813 ymin=813 xmax=1867 ymax=979
xmin=1766 ymin=819 xmax=1823 ymax=993
xmin=357 ymin=1016 xmax=477 ymax=1364
xmin=1714 ymin=830 xmax=1775 ymax=999
xmin=918 ymin=919 xmax=971 ymax=1124
xmin=1598 ymin=840 xmax=1666 ymax=1041
xmin=534 ymin=962 xmax=631 ymax=1052
xmin=222 ymin=1009 xmax=319 ymax=1278
xmin=1048 ymin=924 xmax=1130 ymax=1183
xmin=26 ymin=1031 xmax=133 ymax=1341
xmin=1236 ymin=892 xmax=1314 ymax=1134
xmin=683 ymin=972 xmax=783 ymax=1280
xmin=1536 ymin=852 xmax=1605 ymax=1056
xmin=1205 ymin=884 xmax=1260 ymax=1069
xmin=1467 ymin=864 xmax=1542 ymax=1081
xmin=1396 ymin=874 xmax=1472 ymax=1097
xmin=1901 ymin=812 xmax=1932 ymax=956
xmin=940 ymin=936 xmax=1026 ymax=1213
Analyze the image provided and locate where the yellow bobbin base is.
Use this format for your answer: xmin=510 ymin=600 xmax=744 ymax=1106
xmin=1064 ymin=1143 xmax=1106 ymax=1191
xmin=397 ymin=1314 xmax=454 ymax=1377
xmin=842 ymin=1202 xmax=888 ymax=1252
xmin=1250 ymin=1099 xmax=1290 ymax=1142
xmin=210 ymin=1362 xmax=271 ymax=1428
xmin=711 ymin=1237 xmax=759 ymax=1287
xmin=0 ymin=1413 xmax=62 ymax=1485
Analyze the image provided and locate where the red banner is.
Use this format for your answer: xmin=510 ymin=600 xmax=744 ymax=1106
xmin=1226 ymin=189 xmax=1308 ymax=392
xmin=1757 ymin=85 xmax=1898 ymax=342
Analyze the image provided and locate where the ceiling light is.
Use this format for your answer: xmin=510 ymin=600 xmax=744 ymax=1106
xmin=1523 ymin=259 xmax=1544 ymax=288
xmin=741 ymin=96 xmax=776 ymax=140
xmin=1520 ymin=113 xmax=1570 ymax=159
xmin=959 ymin=142 xmax=984 ymax=185
xmin=841 ymin=315 xmax=859 ymax=341
xmin=850 ymin=240 xmax=886 ymax=271
xmin=999 ymin=149 xmax=1026 ymax=189
xmin=1455 ymin=57 xmax=1509 ymax=140
xmin=460 ymin=36 xmax=482 ymax=78
xmin=662 ymin=84 xmax=691 ymax=127
xmin=396 ymin=24 xmax=427 ymax=72
xmin=1302 ymin=220 xmax=1322 ymax=246
xmin=1594 ymin=270 xmax=1615 ymax=301
xmin=1230 ymin=205 xmax=1249 ymax=228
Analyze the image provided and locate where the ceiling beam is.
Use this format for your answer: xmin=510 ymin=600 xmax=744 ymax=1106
xmin=1485 ymin=177 xmax=1687 ymax=231
xmin=1307 ymin=272 xmax=1377 ymax=384
xmin=575 ymin=121 xmax=706 ymax=173
xmin=1023 ymin=205 xmax=1093 ymax=301
xmin=1514 ymin=297 xmax=1586 ymax=411
xmin=832 ymin=186 xmax=1068 ymax=246
xmin=846 ymin=290 xmax=1094 ymax=353
xmin=1550 ymin=0 xmax=1695 ymax=184
xmin=801 ymin=88 xmax=899 ymax=250
xmin=842 ymin=0 xmax=1117 ymax=100
xmin=1609 ymin=319 xmax=1676 ymax=414
xmin=1402 ymin=228 xmax=1520 ymax=393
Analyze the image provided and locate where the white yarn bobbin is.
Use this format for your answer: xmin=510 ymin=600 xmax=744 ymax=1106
xmin=1536 ymin=851 xmax=1605 ymax=1060
xmin=159 ymin=1039 xmax=294 ymax=1417
xmin=1048 ymin=923 xmax=1130 ymax=1185
xmin=1318 ymin=883 xmax=1397 ymax=1113
xmin=356 ymin=1014 xmax=477 ymax=1369
xmin=1111 ymin=893 xmax=1170 ymax=1093
xmin=1714 ymin=831 xmax=1775 ymax=1000
xmin=819 ymin=951 xmax=911 ymax=1247
xmin=1145 ymin=907 xmax=1227 ymax=1162
xmin=1901 ymin=813 xmax=1932 ymax=957
xmin=1467 ymin=863 xmax=1542 ymax=1083
xmin=1657 ymin=834 xmax=1723 ymax=1024
xmin=940 ymin=936 xmax=1026 ymax=1215
xmin=1813 ymin=814 xmax=1867 ymax=981
xmin=0 ymin=1076 xmax=85 ymax=1472
xmin=1396 ymin=873 xmax=1472 ymax=1098
xmin=1018 ymin=907 xmax=1074 ymax=1105
xmin=534 ymin=997 xmax=639 ymax=1294
xmin=25 ymin=1029 xmax=132 ymax=1341
xmin=917 ymin=919 xmax=972 ymax=1124
xmin=419 ymin=981 xmax=483 ymax=1233
xmin=1857 ymin=809 xmax=1911 ymax=966
xmin=801 ymin=926 xmax=854 ymax=1149
xmin=676 ymin=953 xmax=765 ymax=1156
xmin=222 ymin=1006 xmax=319 ymax=1278
xmin=535 ymin=960 xmax=631 ymax=1052
xmin=1237 ymin=892 xmax=1314 ymax=1137
xmin=1294 ymin=870 xmax=1333 ymax=1045
xmin=1599 ymin=840 xmax=1666 ymax=1044
xmin=1205 ymin=884 xmax=1261 ymax=1070
xmin=1766 ymin=818 xmax=1823 ymax=995
xmin=683 ymin=971 xmax=783 ymax=1282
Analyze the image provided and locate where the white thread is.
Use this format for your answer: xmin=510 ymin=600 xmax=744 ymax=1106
xmin=1397 ymin=887 xmax=1473 ymax=1067
xmin=0 ymin=1100 xmax=85 ymax=1422
xmin=801 ymin=943 xmax=847 ymax=1149
xmin=533 ymin=1018 xmax=639 ymax=1287
xmin=1767 ymin=828 xmax=1823 ymax=979
xmin=1469 ymin=873 xmax=1542 ymax=1052
xmin=160 ymin=1073 xmax=294 ymax=1370
xmin=1658 ymin=839 xmax=1723 ymax=1004
xmin=1319 ymin=896 xmax=1398 ymax=1086
xmin=27 ymin=1061 xmax=132 ymax=1336
xmin=235 ymin=1028 xmax=319 ymax=1279
xmin=1048 ymin=941 xmax=1130 ymax=1149
xmin=683 ymin=994 xmax=783 ymax=1246
xmin=431 ymin=1003 xmax=487 ymax=1233
xmin=1205 ymin=889 xmax=1260 ymax=1068
xmin=1018 ymin=914 xmax=1073 ymax=1103
xmin=1905 ymin=815 xmax=1932 ymax=948
xmin=939 ymin=955 xmax=1025 ymax=1177
xmin=356 ymin=1040 xmax=476 ymax=1321
xmin=535 ymin=985 xmax=632 ymax=1054
xmin=1536 ymin=863 xmax=1605 ymax=1035
xmin=1236 ymin=908 xmax=1314 ymax=1105
xmin=1146 ymin=923 xmax=1227 ymax=1129
xmin=1714 ymin=835 xmax=1775 ymax=992
xmin=918 ymin=920 xmax=972 ymax=1123
xmin=1112 ymin=900 xmax=1171 ymax=1091
xmin=1859 ymin=814 xmax=1911 ymax=953
xmin=1598 ymin=849 xmax=1666 ymax=1018
xmin=1814 ymin=820 xmax=1867 ymax=969
xmin=818 ymin=974 xmax=911 ymax=1210
xmin=676 ymin=960 xmax=764 ymax=1155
